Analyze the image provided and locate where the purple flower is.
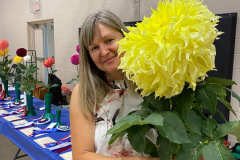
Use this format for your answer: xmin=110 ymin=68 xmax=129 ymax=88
xmin=71 ymin=54 xmax=79 ymax=65
xmin=16 ymin=48 xmax=27 ymax=57
xmin=76 ymin=45 xmax=79 ymax=53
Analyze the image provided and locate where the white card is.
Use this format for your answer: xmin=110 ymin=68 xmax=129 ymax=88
xmin=20 ymin=127 xmax=41 ymax=136
xmin=46 ymin=123 xmax=57 ymax=129
xmin=34 ymin=136 xmax=56 ymax=148
xmin=60 ymin=151 xmax=72 ymax=160
xmin=0 ymin=110 xmax=8 ymax=114
xmin=3 ymin=115 xmax=20 ymax=121
xmin=12 ymin=120 xmax=29 ymax=125
xmin=39 ymin=106 xmax=45 ymax=111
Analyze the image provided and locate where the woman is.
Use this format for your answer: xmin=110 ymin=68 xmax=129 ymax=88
xmin=70 ymin=10 xmax=158 ymax=160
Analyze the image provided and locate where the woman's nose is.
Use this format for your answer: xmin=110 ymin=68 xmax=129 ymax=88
xmin=100 ymin=44 xmax=110 ymax=56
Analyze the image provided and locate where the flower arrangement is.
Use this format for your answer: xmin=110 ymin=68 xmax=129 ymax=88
xmin=67 ymin=46 xmax=79 ymax=84
xmin=0 ymin=40 xmax=13 ymax=81
xmin=107 ymin=0 xmax=240 ymax=160
xmin=15 ymin=48 xmax=43 ymax=95
xmin=41 ymin=57 xmax=59 ymax=93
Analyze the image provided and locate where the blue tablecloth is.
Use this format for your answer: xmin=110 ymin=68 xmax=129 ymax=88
xmin=0 ymin=89 xmax=71 ymax=160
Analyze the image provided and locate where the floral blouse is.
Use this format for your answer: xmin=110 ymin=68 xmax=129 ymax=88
xmin=94 ymin=80 xmax=156 ymax=157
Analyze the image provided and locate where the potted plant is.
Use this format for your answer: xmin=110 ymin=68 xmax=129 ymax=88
xmin=12 ymin=55 xmax=24 ymax=105
xmin=0 ymin=40 xmax=13 ymax=100
xmin=16 ymin=48 xmax=43 ymax=116
xmin=107 ymin=0 xmax=240 ymax=160
xmin=41 ymin=57 xmax=59 ymax=120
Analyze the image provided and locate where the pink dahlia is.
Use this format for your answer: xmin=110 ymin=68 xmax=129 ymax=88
xmin=76 ymin=45 xmax=79 ymax=53
xmin=71 ymin=54 xmax=79 ymax=65
xmin=16 ymin=48 xmax=27 ymax=57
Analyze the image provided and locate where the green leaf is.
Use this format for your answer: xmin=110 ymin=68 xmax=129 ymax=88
xmin=127 ymin=125 xmax=148 ymax=153
xmin=218 ymin=97 xmax=236 ymax=116
xmin=142 ymin=113 xmax=163 ymax=126
xmin=175 ymin=133 xmax=204 ymax=160
xmin=19 ymin=85 xmax=27 ymax=91
xmin=108 ymin=130 xmax=126 ymax=145
xmin=106 ymin=114 xmax=142 ymax=135
xmin=66 ymin=79 xmax=78 ymax=84
xmin=155 ymin=111 xmax=190 ymax=144
xmin=202 ymin=118 xmax=216 ymax=138
xmin=36 ymin=81 xmax=44 ymax=86
xmin=29 ymin=84 xmax=36 ymax=91
xmin=50 ymin=84 xmax=59 ymax=88
xmin=172 ymin=88 xmax=195 ymax=122
xmin=214 ymin=121 xmax=240 ymax=141
xmin=186 ymin=110 xmax=202 ymax=135
xmin=157 ymin=136 xmax=178 ymax=160
xmin=195 ymin=85 xmax=217 ymax=115
xmin=143 ymin=138 xmax=158 ymax=157
xmin=202 ymin=141 xmax=234 ymax=160
xmin=206 ymin=77 xmax=236 ymax=86
xmin=224 ymin=87 xmax=240 ymax=107
xmin=215 ymin=108 xmax=227 ymax=122
xmin=17 ymin=63 xmax=26 ymax=70
xmin=133 ymin=108 xmax=152 ymax=118
xmin=141 ymin=93 xmax=170 ymax=112
xmin=208 ymin=84 xmax=227 ymax=98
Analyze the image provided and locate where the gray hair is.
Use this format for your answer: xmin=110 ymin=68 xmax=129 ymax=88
xmin=78 ymin=10 xmax=128 ymax=116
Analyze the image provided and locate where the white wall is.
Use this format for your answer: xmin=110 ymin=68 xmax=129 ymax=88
xmin=0 ymin=0 xmax=239 ymax=144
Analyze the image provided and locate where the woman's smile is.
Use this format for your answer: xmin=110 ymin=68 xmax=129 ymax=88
xmin=103 ymin=56 xmax=117 ymax=64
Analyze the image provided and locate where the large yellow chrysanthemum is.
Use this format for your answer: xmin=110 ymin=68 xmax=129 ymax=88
xmin=0 ymin=48 xmax=9 ymax=57
xmin=118 ymin=0 xmax=221 ymax=98
xmin=13 ymin=56 xmax=23 ymax=64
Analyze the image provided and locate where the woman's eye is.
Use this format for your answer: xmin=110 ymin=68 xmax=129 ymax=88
xmin=90 ymin=46 xmax=98 ymax=52
xmin=107 ymin=39 xmax=113 ymax=43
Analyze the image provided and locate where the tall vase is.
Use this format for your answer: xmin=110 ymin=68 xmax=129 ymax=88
xmin=2 ymin=80 xmax=11 ymax=98
xmin=14 ymin=83 xmax=21 ymax=105
xmin=25 ymin=92 xmax=37 ymax=116
xmin=43 ymin=93 xmax=54 ymax=120
xmin=55 ymin=109 xmax=63 ymax=127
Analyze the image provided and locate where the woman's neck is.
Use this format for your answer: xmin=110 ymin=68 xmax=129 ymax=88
xmin=106 ymin=70 xmax=124 ymax=81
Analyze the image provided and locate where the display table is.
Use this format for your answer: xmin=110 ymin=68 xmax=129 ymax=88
xmin=0 ymin=88 xmax=72 ymax=160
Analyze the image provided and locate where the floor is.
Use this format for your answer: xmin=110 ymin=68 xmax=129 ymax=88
xmin=0 ymin=134 xmax=32 ymax=160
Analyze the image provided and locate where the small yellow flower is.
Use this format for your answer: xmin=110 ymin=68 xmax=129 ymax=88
xmin=118 ymin=0 xmax=222 ymax=98
xmin=0 ymin=48 xmax=9 ymax=57
xmin=13 ymin=56 xmax=23 ymax=64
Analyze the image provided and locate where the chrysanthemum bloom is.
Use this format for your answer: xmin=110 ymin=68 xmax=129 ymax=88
xmin=0 ymin=48 xmax=9 ymax=57
xmin=44 ymin=57 xmax=55 ymax=68
xmin=13 ymin=56 xmax=23 ymax=64
xmin=23 ymin=55 xmax=31 ymax=62
xmin=16 ymin=48 xmax=27 ymax=57
xmin=76 ymin=45 xmax=79 ymax=53
xmin=0 ymin=40 xmax=9 ymax=50
xmin=118 ymin=0 xmax=222 ymax=98
xmin=71 ymin=54 xmax=79 ymax=65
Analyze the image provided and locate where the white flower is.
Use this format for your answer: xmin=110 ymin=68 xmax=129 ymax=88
xmin=23 ymin=55 xmax=31 ymax=62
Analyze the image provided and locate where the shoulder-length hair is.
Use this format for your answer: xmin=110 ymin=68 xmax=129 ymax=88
xmin=78 ymin=10 xmax=128 ymax=116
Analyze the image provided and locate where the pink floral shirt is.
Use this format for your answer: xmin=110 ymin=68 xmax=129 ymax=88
xmin=94 ymin=80 xmax=156 ymax=157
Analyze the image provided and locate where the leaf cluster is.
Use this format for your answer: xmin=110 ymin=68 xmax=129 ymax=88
xmin=106 ymin=77 xmax=240 ymax=160
xmin=0 ymin=55 xmax=13 ymax=81
xmin=66 ymin=74 xmax=79 ymax=84
xmin=15 ymin=63 xmax=44 ymax=95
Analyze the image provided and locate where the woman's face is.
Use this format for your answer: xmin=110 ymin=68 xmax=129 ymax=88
xmin=88 ymin=23 xmax=124 ymax=80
